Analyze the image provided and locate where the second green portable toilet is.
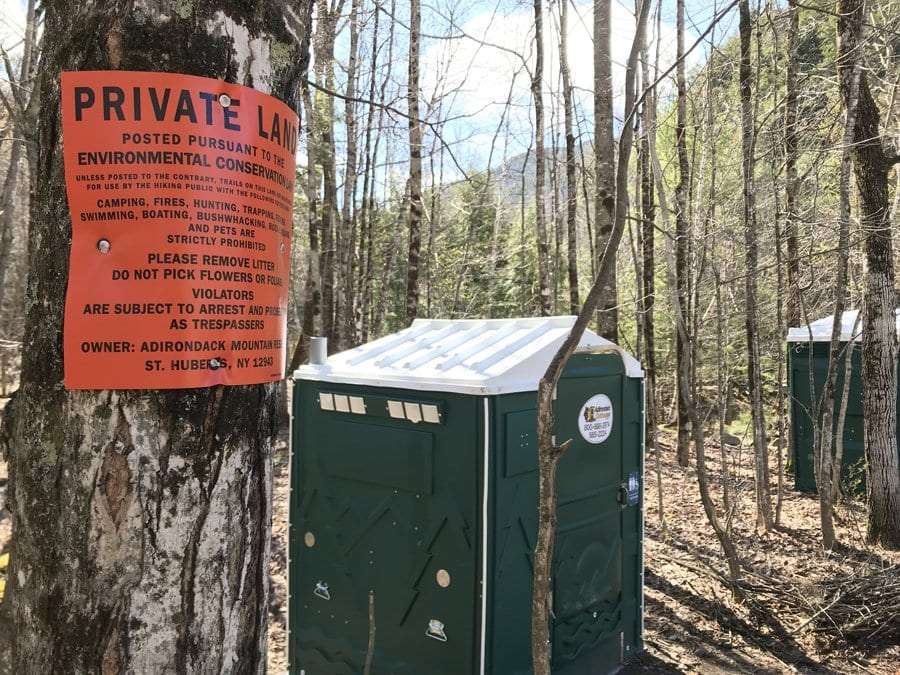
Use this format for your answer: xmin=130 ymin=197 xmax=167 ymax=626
xmin=787 ymin=309 xmax=900 ymax=493
xmin=289 ymin=316 xmax=644 ymax=674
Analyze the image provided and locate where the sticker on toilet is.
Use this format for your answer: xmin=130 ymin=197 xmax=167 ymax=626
xmin=578 ymin=394 xmax=613 ymax=444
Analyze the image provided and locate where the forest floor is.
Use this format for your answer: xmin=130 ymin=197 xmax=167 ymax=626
xmin=0 ymin=396 xmax=897 ymax=673
xmin=621 ymin=429 xmax=900 ymax=675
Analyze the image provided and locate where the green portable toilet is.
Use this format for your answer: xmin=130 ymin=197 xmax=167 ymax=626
xmin=289 ymin=316 xmax=644 ymax=674
xmin=787 ymin=309 xmax=900 ymax=493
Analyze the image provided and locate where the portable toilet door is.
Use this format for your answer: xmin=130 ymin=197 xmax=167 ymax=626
xmin=289 ymin=317 xmax=644 ymax=675
xmin=553 ymin=351 xmax=643 ymax=670
xmin=488 ymin=350 xmax=644 ymax=675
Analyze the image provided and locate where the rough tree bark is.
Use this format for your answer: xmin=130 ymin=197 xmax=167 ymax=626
xmin=405 ymin=0 xmax=423 ymax=323
xmin=837 ymin=0 xmax=900 ymax=549
xmin=738 ymin=0 xmax=774 ymax=532
xmin=531 ymin=0 xmax=551 ymax=316
xmin=673 ymin=0 xmax=691 ymax=467
xmin=593 ymin=0 xmax=617 ymax=339
xmin=531 ymin=2 xmax=650 ymax=671
xmin=0 ymin=1 xmax=311 ymax=670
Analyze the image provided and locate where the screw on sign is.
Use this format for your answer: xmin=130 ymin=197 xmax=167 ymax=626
xmin=60 ymin=71 xmax=297 ymax=389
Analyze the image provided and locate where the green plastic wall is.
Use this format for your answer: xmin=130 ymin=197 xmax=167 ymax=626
xmin=289 ymin=382 xmax=482 ymax=674
xmin=788 ymin=341 xmax=900 ymax=494
xmin=290 ymin=352 xmax=643 ymax=674
xmin=486 ymin=353 xmax=643 ymax=675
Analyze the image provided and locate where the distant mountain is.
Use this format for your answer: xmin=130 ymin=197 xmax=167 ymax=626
xmin=441 ymin=143 xmax=595 ymax=210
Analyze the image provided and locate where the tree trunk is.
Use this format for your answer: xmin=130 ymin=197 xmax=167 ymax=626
xmin=560 ymin=0 xmax=579 ymax=314
xmin=593 ymin=0 xmax=617 ymax=339
xmin=674 ymin=0 xmax=692 ymax=467
xmin=405 ymin=0 xmax=423 ymax=323
xmin=361 ymin=0 xmax=397 ymax=342
xmin=0 ymin=137 xmax=23 ymax=304
xmin=356 ymin=2 xmax=379 ymax=343
xmin=339 ymin=0 xmax=361 ymax=347
xmin=738 ymin=0 xmax=773 ymax=532
xmin=1 ymin=2 xmax=310 ymax=670
xmin=373 ymin=181 xmax=408 ymax=338
xmin=313 ymin=0 xmax=342 ymax=348
xmin=834 ymin=312 xmax=862 ymax=504
xmin=838 ymin=0 xmax=900 ymax=549
xmin=639 ymin=65 xmax=661 ymax=528
xmin=783 ymin=0 xmax=801 ymax=329
xmin=532 ymin=0 xmax=551 ymax=316
xmin=0 ymin=0 xmax=38 ymax=328
xmin=291 ymin=83 xmax=323 ymax=372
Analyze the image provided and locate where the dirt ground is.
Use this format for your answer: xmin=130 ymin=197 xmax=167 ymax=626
xmin=621 ymin=430 xmax=900 ymax=675
xmin=0 ymin=397 xmax=897 ymax=674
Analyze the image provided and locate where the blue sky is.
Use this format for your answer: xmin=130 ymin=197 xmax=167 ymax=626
xmin=406 ymin=0 xmax=741 ymax=179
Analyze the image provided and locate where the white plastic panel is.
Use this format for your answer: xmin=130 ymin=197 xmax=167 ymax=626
xmin=295 ymin=316 xmax=644 ymax=394
xmin=786 ymin=309 xmax=899 ymax=342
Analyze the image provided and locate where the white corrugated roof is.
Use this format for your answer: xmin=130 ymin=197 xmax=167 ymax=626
xmin=786 ymin=309 xmax=900 ymax=342
xmin=293 ymin=316 xmax=643 ymax=394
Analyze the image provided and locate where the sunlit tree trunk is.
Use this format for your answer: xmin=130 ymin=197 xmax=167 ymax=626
xmin=361 ymin=0 xmax=397 ymax=341
xmin=815 ymin=46 xmax=860 ymax=551
xmin=560 ymin=0 xmax=579 ymax=314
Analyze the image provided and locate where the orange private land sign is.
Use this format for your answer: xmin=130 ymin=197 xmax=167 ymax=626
xmin=61 ymin=71 xmax=298 ymax=390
